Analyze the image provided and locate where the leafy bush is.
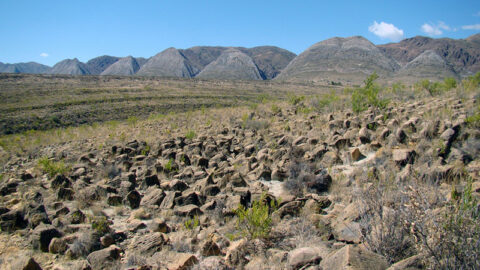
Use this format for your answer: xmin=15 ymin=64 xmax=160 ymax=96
xmin=351 ymin=72 xmax=389 ymax=113
xmin=38 ymin=157 xmax=70 ymax=178
xmin=235 ymin=193 xmax=278 ymax=239
xmin=443 ymin=77 xmax=457 ymax=90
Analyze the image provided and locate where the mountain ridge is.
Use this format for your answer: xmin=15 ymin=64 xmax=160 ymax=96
xmin=2 ymin=34 xmax=479 ymax=82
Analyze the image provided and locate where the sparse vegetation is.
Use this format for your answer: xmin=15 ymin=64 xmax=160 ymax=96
xmin=90 ymin=216 xmax=110 ymax=235
xmin=184 ymin=215 xmax=200 ymax=230
xmin=38 ymin=156 xmax=70 ymax=177
xmin=185 ymin=130 xmax=196 ymax=140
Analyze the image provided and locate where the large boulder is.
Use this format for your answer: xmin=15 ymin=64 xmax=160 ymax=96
xmin=86 ymin=245 xmax=123 ymax=270
xmin=320 ymin=245 xmax=389 ymax=270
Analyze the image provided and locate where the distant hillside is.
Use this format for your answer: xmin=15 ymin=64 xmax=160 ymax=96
xmin=180 ymin=46 xmax=228 ymax=76
xmin=196 ymin=48 xmax=263 ymax=80
xmin=394 ymin=50 xmax=458 ymax=81
xmin=0 ymin=62 xmax=51 ymax=74
xmin=378 ymin=34 xmax=480 ymax=76
xmin=241 ymin=46 xmax=296 ymax=79
xmin=136 ymin=48 xmax=198 ymax=77
xmin=101 ymin=56 xmax=140 ymax=75
xmin=276 ymin=36 xmax=400 ymax=83
xmin=49 ymin=58 xmax=90 ymax=75
xmin=86 ymin=55 xmax=120 ymax=74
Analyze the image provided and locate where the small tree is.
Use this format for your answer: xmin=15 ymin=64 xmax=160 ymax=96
xmin=351 ymin=72 xmax=388 ymax=113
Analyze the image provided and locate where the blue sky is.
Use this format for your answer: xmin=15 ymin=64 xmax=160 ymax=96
xmin=1 ymin=0 xmax=479 ymax=66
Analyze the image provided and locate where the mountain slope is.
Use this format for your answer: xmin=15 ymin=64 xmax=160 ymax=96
xmin=276 ymin=36 xmax=400 ymax=83
xmin=395 ymin=50 xmax=458 ymax=81
xmin=378 ymin=34 xmax=480 ymax=76
xmin=0 ymin=62 xmax=51 ymax=74
xmin=86 ymin=56 xmax=120 ymax=74
xmin=136 ymin=48 xmax=197 ymax=77
xmin=196 ymin=48 xmax=262 ymax=80
xmin=180 ymin=46 xmax=228 ymax=76
xmin=242 ymin=46 xmax=296 ymax=79
xmin=49 ymin=58 xmax=90 ymax=75
xmin=101 ymin=56 xmax=140 ymax=75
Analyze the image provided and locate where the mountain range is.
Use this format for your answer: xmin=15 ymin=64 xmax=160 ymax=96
xmin=1 ymin=33 xmax=479 ymax=83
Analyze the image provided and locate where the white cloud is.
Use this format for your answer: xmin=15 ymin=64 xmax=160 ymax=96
xmin=368 ymin=21 xmax=404 ymax=42
xmin=462 ymin=24 xmax=480 ymax=30
xmin=421 ymin=22 xmax=450 ymax=36
xmin=40 ymin=53 xmax=49 ymax=58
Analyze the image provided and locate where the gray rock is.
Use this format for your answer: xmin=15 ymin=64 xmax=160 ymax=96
xmin=393 ymin=149 xmax=416 ymax=166
xmin=86 ymin=245 xmax=122 ymax=270
xmin=128 ymin=232 xmax=168 ymax=256
xmin=288 ymin=247 xmax=322 ymax=270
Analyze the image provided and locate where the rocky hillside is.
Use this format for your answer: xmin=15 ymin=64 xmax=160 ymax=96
xmin=0 ymin=82 xmax=478 ymax=269
xmin=394 ymin=50 xmax=459 ymax=81
xmin=136 ymin=48 xmax=198 ymax=78
xmin=49 ymin=58 xmax=91 ymax=75
xmin=378 ymin=34 xmax=480 ymax=76
xmin=240 ymin=46 xmax=297 ymax=80
xmin=276 ymin=36 xmax=400 ymax=84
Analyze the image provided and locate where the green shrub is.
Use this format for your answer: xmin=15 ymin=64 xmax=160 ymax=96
xmin=443 ymin=77 xmax=457 ymax=90
xmin=38 ymin=157 xmax=70 ymax=178
xmin=184 ymin=215 xmax=200 ymax=230
xmin=185 ymin=130 xmax=196 ymax=140
xmin=140 ymin=144 xmax=150 ymax=156
xmin=235 ymin=193 xmax=278 ymax=239
xmin=351 ymin=72 xmax=389 ymax=113
xmin=127 ymin=116 xmax=138 ymax=126
xmin=287 ymin=93 xmax=305 ymax=106
xmin=164 ymin=158 xmax=177 ymax=173
xmin=91 ymin=216 xmax=110 ymax=235
xmin=271 ymin=104 xmax=281 ymax=114
xmin=418 ymin=79 xmax=445 ymax=96
xmin=462 ymin=72 xmax=480 ymax=91
xmin=466 ymin=105 xmax=480 ymax=128
xmin=317 ymin=90 xmax=340 ymax=111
